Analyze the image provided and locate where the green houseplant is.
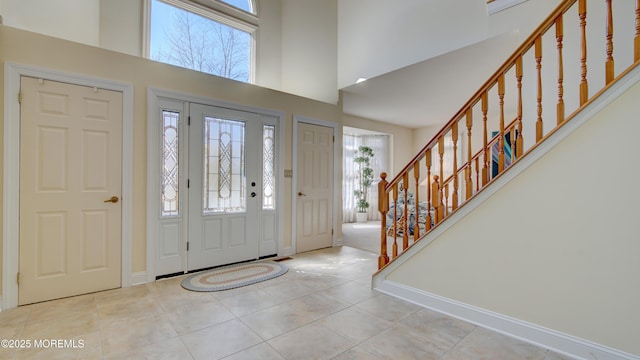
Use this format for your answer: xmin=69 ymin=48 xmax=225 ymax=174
xmin=353 ymin=145 xmax=374 ymax=222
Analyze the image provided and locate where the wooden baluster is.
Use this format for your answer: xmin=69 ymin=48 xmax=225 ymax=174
xmin=425 ymin=149 xmax=432 ymax=231
xmin=451 ymin=122 xmax=459 ymax=210
xmin=515 ymin=56 xmax=524 ymax=158
xmin=413 ymin=163 xmax=420 ymax=241
xmin=465 ymin=109 xmax=473 ymax=200
xmin=475 ymin=157 xmax=480 ymax=192
xmin=437 ymin=136 xmax=445 ymax=222
xmin=402 ymin=173 xmax=409 ymax=251
xmin=510 ymin=127 xmax=517 ymax=164
xmin=431 ymin=175 xmax=440 ymax=223
xmin=536 ymin=35 xmax=544 ymax=142
xmin=444 ymin=183 xmax=449 ymax=217
xmin=481 ymin=92 xmax=489 ymax=186
xmin=498 ymin=75 xmax=505 ymax=173
xmin=636 ymin=0 xmax=640 ymax=61
xmin=605 ymin=0 xmax=614 ymax=84
xmin=556 ymin=15 xmax=565 ymax=125
xmin=377 ymin=173 xmax=389 ymax=269
xmin=579 ymin=0 xmax=589 ymax=105
xmin=392 ymin=183 xmax=398 ymax=259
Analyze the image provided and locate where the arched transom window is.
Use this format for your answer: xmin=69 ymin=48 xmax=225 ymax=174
xmin=147 ymin=0 xmax=258 ymax=83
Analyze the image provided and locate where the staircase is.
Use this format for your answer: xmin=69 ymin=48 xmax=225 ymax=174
xmin=372 ymin=1 xmax=640 ymax=359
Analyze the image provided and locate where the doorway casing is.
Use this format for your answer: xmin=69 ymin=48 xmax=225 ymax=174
xmin=2 ymin=62 xmax=135 ymax=310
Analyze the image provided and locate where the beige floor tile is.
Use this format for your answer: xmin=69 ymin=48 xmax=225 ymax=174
xmin=219 ymin=288 xmax=283 ymax=317
xmin=268 ymin=322 xmax=356 ymax=360
xmin=440 ymin=327 xmax=548 ymax=360
xmin=97 ymin=296 xmax=163 ymax=329
xmin=331 ymin=347 xmax=386 ymax=360
xmin=399 ymin=308 xmax=475 ymax=349
xmin=360 ymin=325 xmax=452 ymax=359
xmin=318 ymin=306 xmax=393 ymax=343
xmin=104 ymin=336 xmax=193 ymax=360
xmin=22 ymin=311 xmax=99 ymax=340
xmin=166 ymin=299 xmax=235 ymax=334
xmin=100 ymin=314 xmax=178 ymax=358
xmin=355 ymin=293 xmax=421 ymax=322
xmin=180 ymin=319 xmax=262 ymax=360
xmin=26 ymin=294 xmax=96 ymax=323
xmin=222 ymin=343 xmax=286 ymax=360
xmin=323 ymin=279 xmax=378 ymax=304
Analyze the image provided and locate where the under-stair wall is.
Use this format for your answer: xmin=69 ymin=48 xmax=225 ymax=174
xmin=374 ymin=68 xmax=640 ymax=359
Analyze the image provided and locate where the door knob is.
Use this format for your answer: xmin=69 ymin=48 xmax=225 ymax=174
xmin=297 ymin=192 xmax=307 ymax=196
xmin=104 ymin=196 xmax=119 ymax=203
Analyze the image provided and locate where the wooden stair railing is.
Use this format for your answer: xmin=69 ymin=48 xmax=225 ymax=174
xmin=378 ymin=0 xmax=640 ymax=270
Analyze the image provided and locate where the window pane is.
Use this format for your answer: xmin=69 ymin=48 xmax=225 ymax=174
xmin=263 ymin=125 xmax=276 ymax=210
xmin=161 ymin=110 xmax=180 ymax=217
xmin=150 ymin=0 xmax=250 ymax=82
xmin=219 ymin=0 xmax=253 ymax=13
xmin=204 ymin=117 xmax=246 ymax=213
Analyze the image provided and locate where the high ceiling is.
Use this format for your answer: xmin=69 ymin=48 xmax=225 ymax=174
xmin=340 ymin=32 xmax=521 ymax=130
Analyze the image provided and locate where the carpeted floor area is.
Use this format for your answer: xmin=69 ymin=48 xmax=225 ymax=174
xmin=341 ymin=221 xmax=381 ymax=254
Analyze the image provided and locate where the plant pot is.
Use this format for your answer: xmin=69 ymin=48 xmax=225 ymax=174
xmin=355 ymin=212 xmax=368 ymax=223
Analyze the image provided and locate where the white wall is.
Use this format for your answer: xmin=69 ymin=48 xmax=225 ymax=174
xmin=386 ymin=78 xmax=640 ymax=356
xmin=281 ymin=0 xmax=338 ymax=104
xmin=0 ymin=0 xmax=100 ymax=45
xmin=337 ymin=0 xmax=561 ymax=89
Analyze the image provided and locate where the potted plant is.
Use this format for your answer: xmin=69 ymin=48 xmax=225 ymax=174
xmin=353 ymin=145 xmax=374 ymax=222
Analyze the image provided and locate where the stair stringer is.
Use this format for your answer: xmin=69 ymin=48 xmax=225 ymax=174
xmin=372 ymin=63 xmax=640 ymax=360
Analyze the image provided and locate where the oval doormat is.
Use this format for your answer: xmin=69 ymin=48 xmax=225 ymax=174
xmin=181 ymin=261 xmax=288 ymax=292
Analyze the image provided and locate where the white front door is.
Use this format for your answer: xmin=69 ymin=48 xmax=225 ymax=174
xmin=296 ymin=122 xmax=334 ymax=253
xmin=19 ymin=76 xmax=122 ymax=305
xmin=187 ymin=104 xmax=260 ymax=270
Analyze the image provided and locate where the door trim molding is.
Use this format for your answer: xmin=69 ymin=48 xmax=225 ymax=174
xmin=147 ymin=87 xmax=285 ymax=280
xmin=291 ymin=116 xmax=340 ymax=255
xmin=2 ymin=62 xmax=134 ymax=309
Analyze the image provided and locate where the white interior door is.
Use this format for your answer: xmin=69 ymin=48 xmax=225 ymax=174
xmin=296 ymin=122 xmax=334 ymax=253
xmin=187 ymin=104 xmax=260 ymax=270
xmin=19 ymin=76 xmax=122 ymax=305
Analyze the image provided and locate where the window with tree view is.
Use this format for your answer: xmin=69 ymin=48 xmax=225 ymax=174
xmin=149 ymin=0 xmax=254 ymax=82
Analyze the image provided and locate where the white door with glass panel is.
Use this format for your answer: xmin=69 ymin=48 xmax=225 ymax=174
xmin=156 ymin=101 xmax=279 ymax=275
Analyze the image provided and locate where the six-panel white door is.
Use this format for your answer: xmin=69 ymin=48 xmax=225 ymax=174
xmin=19 ymin=76 xmax=122 ymax=305
xmin=296 ymin=122 xmax=334 ymax=253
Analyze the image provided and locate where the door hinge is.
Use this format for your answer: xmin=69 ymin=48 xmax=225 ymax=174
xmin=18 ymin=91 xmax=22 ymax=104
xmin=332 ymin=228 xmax=334 ymax=236
xmin=186 ymin=242 xmax=190 ymax=251
xmin=187 ymin=179 xmax=190 ymax=188
xmin=332 ymin=135 xmax=335 ymax=143
xmin=188 ymin=116 xmax=191 ymax=126
xmin=16 ymin=272 xmax=20 ymax=285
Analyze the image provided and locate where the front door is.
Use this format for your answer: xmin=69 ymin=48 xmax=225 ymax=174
xmin=296 ymin=122 xmax=334 ymax=253
xmin=19 ymin=76 xmax=122 ymax=305
xmin=187 ymin=104 xmax=260 ymax=270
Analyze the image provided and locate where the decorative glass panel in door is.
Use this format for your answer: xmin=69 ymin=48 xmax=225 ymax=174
xmin=188 ymin=104 xmax=258 ymax=270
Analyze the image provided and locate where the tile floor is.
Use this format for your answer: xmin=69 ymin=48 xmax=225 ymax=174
xmin=0 ymin=246 xmax=573 ymax=360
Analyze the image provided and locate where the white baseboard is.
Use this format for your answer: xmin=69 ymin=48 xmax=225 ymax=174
xmin=374 ymin=280 xmax=640 ymax=360
xmin=130 ymin=272 xmax=148 ymax=286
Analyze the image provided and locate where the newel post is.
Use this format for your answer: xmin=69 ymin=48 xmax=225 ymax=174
xmin=378 ymin=172 xmax=389 ymax=269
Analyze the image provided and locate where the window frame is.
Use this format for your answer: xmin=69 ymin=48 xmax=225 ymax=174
xmin=143 ymin=0 xmax=258 ymax=83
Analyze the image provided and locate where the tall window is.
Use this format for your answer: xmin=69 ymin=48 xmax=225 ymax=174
xmin=161 ymin=110 xmax=180 ymax=217
xmin=149 ymin=0 xmax=256 ymax=82
xmin=343 ymin=132 xmax=389 ymax=222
